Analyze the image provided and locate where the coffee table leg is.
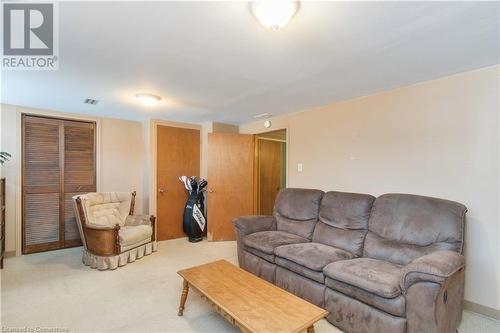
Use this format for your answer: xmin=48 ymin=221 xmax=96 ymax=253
xmin=306 ymin=326 xmax=315 ymax=333
xmin=178 ymin=279 xmax=190 ymax=316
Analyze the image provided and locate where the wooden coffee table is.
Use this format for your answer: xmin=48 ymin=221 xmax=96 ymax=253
xmin=177 ymin=260 xmax=328 ymax=333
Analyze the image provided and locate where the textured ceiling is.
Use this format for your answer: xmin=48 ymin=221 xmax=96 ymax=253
xmin=2 ymin=1 xmax=499 ymax=124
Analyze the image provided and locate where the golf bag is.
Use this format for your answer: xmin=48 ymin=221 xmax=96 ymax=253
xmin=180 ymin=176 xmax=207 ymax=242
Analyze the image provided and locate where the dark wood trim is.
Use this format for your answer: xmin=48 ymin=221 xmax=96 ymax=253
xmin=21 ymin=113 xmax=97 ymax=126
xmin=150 ymin=215 xmax=156 ymax=241
xmin=129 ymin=191 xmax=137 ymax=215
xmin=75 ymin=197 xmax=87 ymax=227
xmin=64 ymin=239 xmax=82 ymax=248
xmin=23 ymin=241 xmax=61 ymax=254
xmin=114 ymin=224 xmax=121 ymax=254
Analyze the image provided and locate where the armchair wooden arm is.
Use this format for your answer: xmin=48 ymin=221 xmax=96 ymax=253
xmin=83 ymin=224 xmax=121 ymax=256
xmin=150 ymin=215 xmax=156 ymax=242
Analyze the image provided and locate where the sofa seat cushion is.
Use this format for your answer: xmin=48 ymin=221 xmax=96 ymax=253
xmin=325 ymin=278 xmax=406 ymax=317
xmin=323 ymin=258 xmax=403 ymax=298
xmin=275 ymin=257 xmax=325 ymax=283
xmin=119 ymin=225 xmax=153 ymax=247
xmin=245 ymin=247 xmax=275 ymax=263
xmin=275 ymin=243 xmax=355 ymax=272
xmin=244 ymin=231 xmax=309 ymax=254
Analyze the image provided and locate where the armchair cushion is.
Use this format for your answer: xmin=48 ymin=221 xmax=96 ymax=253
xmin=233 ymin=215 xmax=276 ymax=236
xmin=323 ymin=258 xmax=404 ymax=298
xmin=119 ymin=225 xmax=153 ymax=248
xmin=79 ymin=192 xmax=132 ymax=227
xmin=125 ymin=214 xmax=153 ymax=226
xmin=400 ymin=250 xmax=465 ymax=293
xmin=91 ymin=203 xmax=123 ymax=227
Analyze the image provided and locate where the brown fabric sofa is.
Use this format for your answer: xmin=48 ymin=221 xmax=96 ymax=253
xmin=233 ymin=188 xmax=467 ymax=333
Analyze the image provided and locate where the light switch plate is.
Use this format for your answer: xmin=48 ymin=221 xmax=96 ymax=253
xmin=297 ymin=163 xmax=303 ymax=172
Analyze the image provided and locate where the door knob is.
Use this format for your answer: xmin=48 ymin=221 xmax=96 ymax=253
xmin=208 ymin=188 xmax=215 ymax=193
xmin=158 ymin=188 xmax=166 ymax=193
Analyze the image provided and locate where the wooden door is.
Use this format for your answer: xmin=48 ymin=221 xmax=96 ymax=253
xmin=63 ymin=120 xmax=96 ymax=247
xmin=22 ymin=115 xmax=95 ymax=254
xmin=207 ymin=133 xmax=255 ymax=241
xmin=156 ymin=125 xmax=200 ymax=240
xmin=258 ymin=139 xmax=283 ymax=215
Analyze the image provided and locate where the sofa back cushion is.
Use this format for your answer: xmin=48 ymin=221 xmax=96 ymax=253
xmin=274 ymin=188 xmax=324 ymax=239
xmin=364 ymin=193 xmax=467 ymax=265
xmin=313 ymin=191 xmax=375 ymax=256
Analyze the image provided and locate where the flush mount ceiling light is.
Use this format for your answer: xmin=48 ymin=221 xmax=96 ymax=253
xmin=253 ymin=112 xmax=273 ymax=119
xmin=250 ymin=0 xmax=299 ymax=31
xmin=135 ymin=93 xmax=162 ymax=106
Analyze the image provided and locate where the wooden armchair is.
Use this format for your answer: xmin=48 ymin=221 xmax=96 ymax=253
xmin=73 ymin=191 xmax=157 ymax=270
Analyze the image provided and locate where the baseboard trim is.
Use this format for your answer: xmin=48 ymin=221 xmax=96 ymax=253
xmin=464 ymin=300 xmax=500 ymax=320
xmin=4 ymin=250 xmax=16 ymax=258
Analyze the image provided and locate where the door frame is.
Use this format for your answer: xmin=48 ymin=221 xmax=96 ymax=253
xmin=147 ymin=119 xmax=201 ymax=218
xmin=12 ymin=106 xmax=102 ymax=256
xmin=254 ymin=129 xmax=288 ymax=215
xmin=242 ymin=125 xmax=290 ymax=191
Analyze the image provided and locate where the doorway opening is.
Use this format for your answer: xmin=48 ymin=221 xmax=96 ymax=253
xmin=255 ymin=129 xmax=287 ymax=215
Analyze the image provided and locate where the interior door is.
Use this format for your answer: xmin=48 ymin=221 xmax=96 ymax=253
xmin=157 ymin=125 xmax=200 ymax=240
xmin=207 ymin=133 xmax=255 ymax=241
xmin=63 ymin=120 xmax=96 ymax=247
xmin=258 ymin=139 xmax=283 ymax=215
xmin=23 ymin=116 xmax=62 ymax=253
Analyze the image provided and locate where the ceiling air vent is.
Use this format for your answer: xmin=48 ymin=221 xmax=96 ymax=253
xmin=84 ymin=98 xmax=98 ymax=105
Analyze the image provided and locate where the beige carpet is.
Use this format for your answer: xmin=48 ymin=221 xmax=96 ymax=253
xmin=1 ymin=239 xmax=499 ymax=333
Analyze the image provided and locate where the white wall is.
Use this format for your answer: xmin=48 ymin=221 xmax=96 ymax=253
xmin=241 ymin=65 xmax=500 ymax=312
xmin=0 ymin=105 xmax=146 ymax=253
xmin=100 ymin=118 xmax=145 ymax=213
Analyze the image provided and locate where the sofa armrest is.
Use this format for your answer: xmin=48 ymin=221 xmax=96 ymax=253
xmin=401 ymin=250 xmax=465 ymax=293
xmin=233 ymin=215 xmax=276 ymax=236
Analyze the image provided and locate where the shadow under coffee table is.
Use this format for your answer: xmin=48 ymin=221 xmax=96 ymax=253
xmin=177 ymin=260 xmax=328 ymax=333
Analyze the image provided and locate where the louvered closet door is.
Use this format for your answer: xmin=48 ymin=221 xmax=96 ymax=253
xmin=22 ymin=115 xmax=96 ymax=254
xmin=63 ymin=120 xmax=96 ymax=247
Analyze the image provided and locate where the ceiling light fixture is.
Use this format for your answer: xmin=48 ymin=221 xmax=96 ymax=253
xmin=250 ymin=0 xmax=299 ymax=31
xmin=136 ymin=93 xmax=162 ymax=106
xmin=253 ymin=112 xmax=272 ymax=119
